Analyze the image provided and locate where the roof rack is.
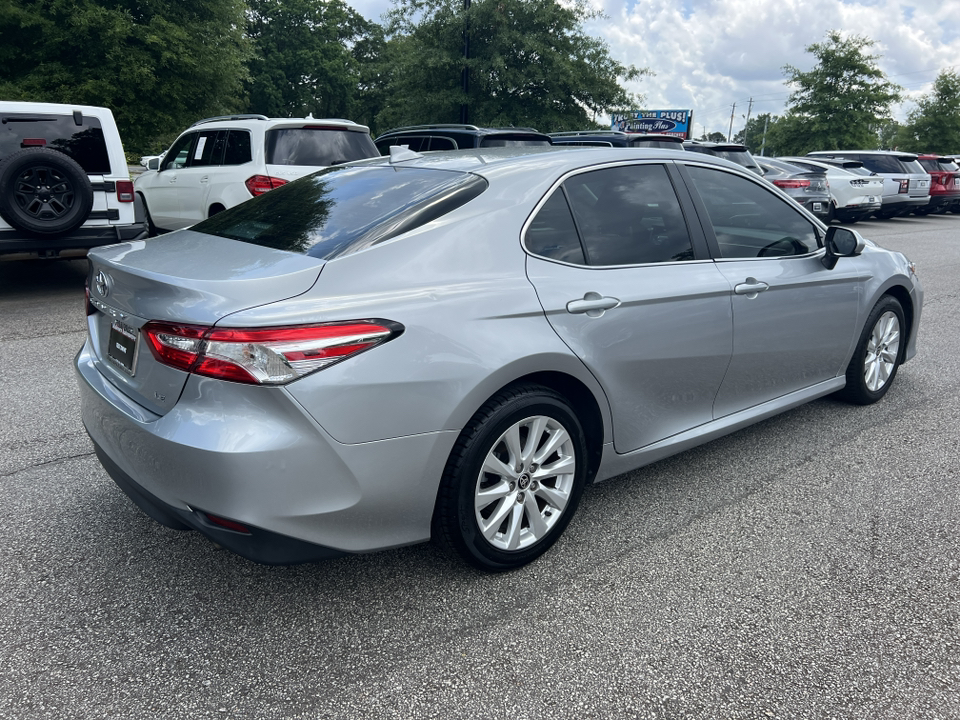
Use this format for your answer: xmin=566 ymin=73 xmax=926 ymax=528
xmin=189 ymin=114 xmax=269 ymax=127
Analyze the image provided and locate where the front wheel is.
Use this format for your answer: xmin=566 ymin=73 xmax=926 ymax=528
xmin=837 ymin=296 xmax=905 ymax=405
xmin=434 ymin=384 xmax=588 ymax=571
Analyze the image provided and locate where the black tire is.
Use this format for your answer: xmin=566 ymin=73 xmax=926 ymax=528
xmin=138 ymin=193 xmax=158 ymax=236
xmin=433 ymin=384 xmax=588 ymax=571
xmin=0 ymin=148 xmax=94 ymax=235
xmin=836 ymin=296 xmax=905 ymax=405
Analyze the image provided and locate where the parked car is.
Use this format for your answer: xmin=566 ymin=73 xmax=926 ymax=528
xmin=754 ymin=157 xmax=831 ymax=220
xmin=914 ymin=154 xmax=960 ymax=214
xmin=77 ymin=146 xmax=922 ymax=571
xmin=807 ymin=151 xmax=930 ymax=218
xmin=777 ymin=156 xmax=884 ymax=223
xmin=683 ymin=140 xmax=763 ymax=175
xmin=548 ymin=131 xmax=685 ymax=149
xmin=0 ymin=100 xmax=145 ymax=260
xmin=135 ymin=115 xmax=379 ymax=233
xmin=139 ymin=151 xmax=165 ymax=170
xmin=374 ymin=124 xmax=551 ymax=154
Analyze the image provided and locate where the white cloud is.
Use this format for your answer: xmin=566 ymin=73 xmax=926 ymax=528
xmin=352 ymin=0 xmax=960 ymax=136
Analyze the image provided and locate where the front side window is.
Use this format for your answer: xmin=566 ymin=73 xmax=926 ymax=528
xmin=686 ymin=165 xmax=820 ymax=259
xmin=189 ymin=130 xmax=226 ymax=167
xmin=561 ymin=164 xmax=694 ymax=266
xmin=161 ymin=133 xmax=195 ymax=171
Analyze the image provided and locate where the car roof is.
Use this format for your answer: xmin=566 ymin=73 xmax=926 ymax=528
xmin=353 ymin=145 xmax=745 ymax=180
xmin=0 ymin=100 xmax=117 ymax=118
xmin=376 ymin=124 xmax=547 ymax=139
xmin=810 ymin=150 xmax=919 ymax=161
xmin=185 ymin=115 xmax=371 ymax=133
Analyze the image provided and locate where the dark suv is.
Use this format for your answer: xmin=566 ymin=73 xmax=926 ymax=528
xmin=0 ymin=101 xmax=145 ymax=259
xmin=374 ymin=125 xmax=551 ymax=154
xmin=683 ymin=141 xmax=763 ymax=176
xmin=548 ymin=131 xmax=685 ymax=149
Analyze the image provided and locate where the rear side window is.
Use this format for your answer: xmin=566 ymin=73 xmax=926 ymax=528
xmin=223 ymin=130 xmax=252 ymax=165
xmin=193 ymin=165 xmax=488 ymax=260
xmin=525 ymin=191 xmax=585 ymax=264
xmin=265 ymin=128 xmax=378 ymax=166
xmin=562 ymin=164 xmax=694 ymax=266
xmin=0 ymin=113 xmax=111 ymax=173
xmin=480 ymin=135 xmax=550 ymax=148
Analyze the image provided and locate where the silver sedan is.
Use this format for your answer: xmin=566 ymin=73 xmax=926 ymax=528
xmin=76 ymin=147 xmax=922 ymax=571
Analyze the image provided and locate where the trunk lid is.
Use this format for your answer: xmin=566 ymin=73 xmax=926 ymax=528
xmin=85 ymin=230 xmax=325 ymax=415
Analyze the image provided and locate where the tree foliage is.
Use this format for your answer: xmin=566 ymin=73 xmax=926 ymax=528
xmin=245 ymin=0 xmax=376 ymax=119
xmin=779 ymin=31 xmax=901 ymax=153
xmin=897 ymin=70 xmax=960 ymax=154
xmin=0 ymin=0 xmax=250 ymax=152
xmin=376 ymin=0 xmax=645 ymax=133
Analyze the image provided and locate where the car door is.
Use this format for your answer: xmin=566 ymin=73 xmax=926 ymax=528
xmin=149 ymin=133 xmax=195 ymax=229
xmin=525 ymin=162 xmax=734 ymax=454
xmin=679 ymin=163 xmax=862 ymax=418
xmin=174 ymin=129 xmax=226 ymax=226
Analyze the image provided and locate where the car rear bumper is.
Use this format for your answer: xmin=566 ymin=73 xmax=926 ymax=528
xmin=75 ymin=339 xmax=458 ymax=562
xmin=0 ymin=223 xmax=147 ymax=258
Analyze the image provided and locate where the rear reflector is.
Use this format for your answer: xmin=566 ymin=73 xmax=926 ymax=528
xmin=116 ymin=180 xmax=135 ymax=202
xmin=245 ymin=174 xmax=289 ymax=196
xmin=773 ymin=179 xmax=811 ymax=189
xmin=22 ymin=138 xmax=47 ymax=147
xmin=142 ymin=320 xmax=403 ymax=385
xmin=204 ymin=513 xmax=251 ymax=534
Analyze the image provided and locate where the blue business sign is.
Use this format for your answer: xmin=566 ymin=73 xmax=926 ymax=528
xmin=611 ymin=110 xmax=693 ymax=138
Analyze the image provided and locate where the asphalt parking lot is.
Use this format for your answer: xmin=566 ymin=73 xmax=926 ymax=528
xmin=1 ymin=215 xmax=958 ymax=719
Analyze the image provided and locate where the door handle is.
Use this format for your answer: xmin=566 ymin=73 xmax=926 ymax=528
xmin=566 ymin=292 xmax=621 ymax=317
xmin=200 ymin=175 xmax=209 ymax=183
xmin=734 ymin=277 xmax=769 ymax=298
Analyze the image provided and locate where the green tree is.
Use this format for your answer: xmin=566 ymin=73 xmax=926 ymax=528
xmin=0 ymin=0 xmax=250 ymax=153
xmin=734 ymin=113 xmax=776 ymax=153
xmin=697 ymin=131 xmax=727 ymax=143
xmin=898 ymin=70 xmax=960 ymax=153
xmin=779 ymin=30 xmax=901 ymax=153
xmin=377 ymin=0 xmax=644 ymax=133
xmin=245 ymin=0 xmax=377 ymax=120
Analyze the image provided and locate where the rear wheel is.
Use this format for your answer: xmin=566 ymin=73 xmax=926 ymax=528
xmin=434 ymin=384 xmax=588 ymax=571
xmin=138 ymin=193 xmax=158 ymax=236
xmin=837 ymin=296 xmax=904 ymax=405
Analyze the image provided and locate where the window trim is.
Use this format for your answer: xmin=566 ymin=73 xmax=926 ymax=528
xmin=674 ymin=160 xmax=827 ymax=262
xmin=520 ymin=159 xmax=711 ymax=270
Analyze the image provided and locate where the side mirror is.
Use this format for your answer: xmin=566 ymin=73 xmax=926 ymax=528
xmin=822 ymin=226 xmax=865 ymax=269
xmin=148 ymin=158 xmax=160 ymax=171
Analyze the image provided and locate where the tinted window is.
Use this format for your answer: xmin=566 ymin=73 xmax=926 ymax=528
xmin=551 ymin=140 xmax=614 ymax=147
xmin=525 ymin=190 xmax=585 ymax=264
xmin=428 ymin=136 xmax=457 ymax=151
xmin=0 ymin=113 xmax=111 ymax=173
xmin=686 ymin=165 xmax=820 ymax=259
xmin=265 ymin=128 xmax=378 ymax=166
xmin=223 ymin=130 xmax=252 ymax=165
xmin=194 ymin=165 xmax=487 ymax=260
xmin=161 ymin=133 xmax=195 ymax=171
xmin=900 ymin=159 xmax=926 ymax=174
xmin=189 ymin=130 xmax=225 ymax=167
xmin=919 ymin=158 xmax=939 ymax=172
xmin=479 ymin=136 xmax=551 ymax=148
xmin=939 ymin=159 xmax=960 ymax=172
xmin=857 ymin=155 xmax=907 ymax=174
xmin=629 ymin=140 xmax=684 ymax=149
xmin=563 ymin=164 xmax=694 ymax=266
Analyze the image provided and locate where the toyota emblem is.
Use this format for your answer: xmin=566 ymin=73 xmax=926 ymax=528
xmin=95 ymin=270 xmax=110 ymax=297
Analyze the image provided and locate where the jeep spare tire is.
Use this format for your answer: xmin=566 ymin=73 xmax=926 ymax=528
xmin=0 ymin=147 xmax=94 ymax=236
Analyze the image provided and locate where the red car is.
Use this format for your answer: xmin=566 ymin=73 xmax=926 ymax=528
xmin=915 ymin=154 xmax=960 ymax=214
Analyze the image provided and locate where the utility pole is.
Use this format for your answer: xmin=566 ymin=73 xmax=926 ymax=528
xmin=459 ymin=0 xmax=470 ymax=125
xmin=743 ymin=97 xmax=753 ymax=145
xmin=760 ymin=114 xmax=770 ymax=156
xmin=727 ymin=103 xmax=736 ymax=143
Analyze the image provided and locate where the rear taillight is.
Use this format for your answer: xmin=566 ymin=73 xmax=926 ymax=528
xmin=245 ymin=175 xmax=289 ymax=197
xmin=84 ymin=282 xmax=95 ymax=316
xmin=898 ymin=179 xmax=909 ymax=194
xmin=773 ymin=179 xmax=810 ymax=189
xmin=142 ymin=320 xmax=401 ymax=385
xmin=116 ymin=180 xmax=134 ymax=202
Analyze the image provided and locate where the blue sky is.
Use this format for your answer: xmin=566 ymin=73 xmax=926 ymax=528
xmin=349 ymin=0 xmax=960 ymax=136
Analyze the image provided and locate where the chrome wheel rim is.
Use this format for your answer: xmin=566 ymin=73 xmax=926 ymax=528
xmin=474 ymin=415 xmax=576 ymax=552
xmin=865 ymin=311 xmax=900 ymax=392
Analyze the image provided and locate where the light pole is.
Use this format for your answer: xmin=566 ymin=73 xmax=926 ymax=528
xmin=459 ymin=0 xmax=470 ymax=124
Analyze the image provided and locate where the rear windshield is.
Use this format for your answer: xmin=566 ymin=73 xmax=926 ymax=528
xmin=265 ymin=128 xmax=379 ymax=166
xmin=629 ymin=139 xmax=684 ymax=149
xmin=479 ymin=136 xmax=550 ymax=148
xmin=857 ymin=155 xmax=907 ymax=174
xmin=939 ymin=159 xmax=960 ymax=172
xmin=899 ymin=159 xmax=926 ymax=175
xmin=193 ymin=165 xmax=488 ymax=260
xmin=0 ymin=113 xmax=111 ymax=173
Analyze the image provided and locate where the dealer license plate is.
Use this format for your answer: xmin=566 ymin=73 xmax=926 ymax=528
xmin=868 ymin=196 xmax=877 ymax=203
xmin=955 ymin=178 xmax=960 ymax=188
xmin=812 ymin=202 xmax=823 ymax=212
xmin=107 ymin=321 xmax=139 ymax=375
xmin=919 ymin=180 xmax=928 ymax=188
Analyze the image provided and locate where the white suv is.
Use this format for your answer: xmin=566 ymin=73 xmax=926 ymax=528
xmin=135 ymin=115 xmax=379 ymax=233
xmin=0 ymin=101 xmax=144 ymax=259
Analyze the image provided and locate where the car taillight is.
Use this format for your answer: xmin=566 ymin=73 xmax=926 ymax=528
xmin=245 ymin=175 xmax=289 ymax=197
xmin=898 ymin=179 xmax=909 ymax=193
xmin=116 ymin=180 xmax=134 ymax=202
xmin=84 ymin=282 xmax=95 ymax=316
xmin=142 ymin=320 xmax=402 ymax=385
xmin=773 ymin=179 xmax=811 ymax=189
